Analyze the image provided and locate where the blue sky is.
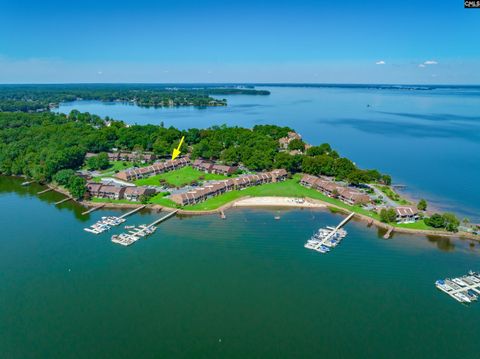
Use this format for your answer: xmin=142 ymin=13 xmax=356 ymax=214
xmin=0 ymin=0 xmax=479 ymax=84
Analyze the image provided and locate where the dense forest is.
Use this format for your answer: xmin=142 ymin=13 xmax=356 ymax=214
xmin=0 ymin=84 xmax=270 ymax=112
xmin=0 ymin=111 xmax=390 ymax=186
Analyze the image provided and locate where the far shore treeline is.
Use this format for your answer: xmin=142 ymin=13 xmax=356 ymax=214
xmin=0 ymin=84 xmax=270 ymax=112
xmin=0 ymin=111 xmax=390 ymax=186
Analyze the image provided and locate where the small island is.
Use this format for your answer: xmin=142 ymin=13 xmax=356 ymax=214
xmin=0 ymin=110 xmax=478 ymax=240
xmin=0 ymin=84 xmax=270 ymax=112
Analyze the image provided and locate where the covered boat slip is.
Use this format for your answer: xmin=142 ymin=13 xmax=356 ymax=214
xmin=435 ymin=272 xmax=480 ymax=304
xmin=305 ymin=212 xmax=354 ymax=254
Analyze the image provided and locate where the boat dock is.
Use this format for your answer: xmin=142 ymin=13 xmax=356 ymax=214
xmin=83 ymin=205 xmax=146 ymax=234
xmin=37 ymin=188 xmax=53 ymax=194
xmin=436 ymin=271 xmax=480 ymax=304
xmin=305 ymin=212 xmax=354 ymax=254
xmin=21 ymin=180 xmax=35 ymax=186
xmin=112 ymin=210 xmax=178 ymax=246
xmin=55 ymin=197 xmax=72 ymax=205
xmin=383 ymin=226 xmax=394 ymax=239
xmin=81 ymin=204 xmax=105 ymax=215
xmin=220 ymin=210 xmax=226 ymax=219
xmin=118 ymin=205 xmax=146 ymax=219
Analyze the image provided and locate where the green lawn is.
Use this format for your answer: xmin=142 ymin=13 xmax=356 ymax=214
xmin=135 ymin=166 xmax=229 ymax=187
xmin=90 ymin=197 xmax=139 ymax=204
xmin=183 ymin=174 xmax=380 ymax=219
xmin=395 ymin=220 xmax=434 ymax=230
xmin=376 ymin=185 xmax=410 ymax=205
xmin=148 ymin=192 xmax=179 ymax=207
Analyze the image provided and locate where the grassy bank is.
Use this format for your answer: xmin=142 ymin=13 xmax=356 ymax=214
xmin=183 ymin=174 xmax=379 ymax=219
xmin=135 ymin=166 xmax=229 ymax=187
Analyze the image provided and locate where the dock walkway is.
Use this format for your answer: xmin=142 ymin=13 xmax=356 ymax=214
xmin=311 ymin=212 xmax=354 ymax=250
xmin=112 ymin=210 xmax=178 ymax=246
xmin=119 ymin=205 xmax=146 ymax=219
xmin=436 ymin=272 xmax=480 ymax=304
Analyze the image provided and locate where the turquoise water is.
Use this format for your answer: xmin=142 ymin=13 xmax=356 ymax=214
xmin=1 ymin=176 xmax=480 ymax=358
xmin=56 ymin=85 xmax=480 ymax=221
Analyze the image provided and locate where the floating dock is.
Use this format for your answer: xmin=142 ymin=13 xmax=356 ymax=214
xmin=83 ymin=205 xmax=146 ymax=234
xmin=436 ymin=271 xmax=480 ymax=304
xmin=112 ymin=210 xmax=178 ymax=246
xmin=305 ymin=212 xmax=354 ymax=254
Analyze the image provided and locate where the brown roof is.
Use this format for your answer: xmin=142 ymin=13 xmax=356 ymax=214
xmin=100 ymin=185 xmax=125 ymax=194
xmin=395 ymin=206 xmax=419 ymax=216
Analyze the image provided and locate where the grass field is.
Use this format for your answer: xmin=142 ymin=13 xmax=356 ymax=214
xmin=376 ymin=185 xmax=410 ymax=205
xmin=135 ymin=166 xmax=229 ymax=187
xmin=183 ymin=174 xmax=380 ymax=219
xmin=90 ymin=197 xmax=139 ymax=204
xmin=395 ymin=220 xmax=433 ymax=230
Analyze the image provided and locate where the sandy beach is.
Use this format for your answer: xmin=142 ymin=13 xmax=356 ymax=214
xmin=233 ymin=196 xmax=326 ymax=208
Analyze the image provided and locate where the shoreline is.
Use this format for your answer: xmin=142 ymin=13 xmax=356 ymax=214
xmin=72 ymin=191 xmax=479 ymax=241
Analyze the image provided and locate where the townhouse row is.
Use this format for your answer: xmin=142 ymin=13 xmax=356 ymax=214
xmin=170 ymin=169 xmax=288 ymax=206
xmin=85 ymin=151 xmax=156 ymax=163
xmin=192 ymin=159 xmax=238 ymax=176
xmin=86 ymin=183 xmax=156 ymax=201
xmin=300 ymin=174 xmax=371 ymax=205
xmin=300 ymin=174 xmax=420 ymax=223
xmin=115 ymin=157 xmax=190 ymax=182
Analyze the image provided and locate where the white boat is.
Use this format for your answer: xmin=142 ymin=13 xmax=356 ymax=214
xmin=452 ymin=278 xmax=468 ymax=287
xmin=454 ymin=292 xmax=471 ymax=303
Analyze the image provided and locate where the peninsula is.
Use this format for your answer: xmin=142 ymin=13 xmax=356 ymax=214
xmin=1 ymin=109 xmax=478 ymax=240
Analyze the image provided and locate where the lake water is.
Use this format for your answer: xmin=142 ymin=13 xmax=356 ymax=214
xmin=56 ymin=85 xmax=480 ymax=222
xmin=1 ymin=176 xmax=480 ymax=359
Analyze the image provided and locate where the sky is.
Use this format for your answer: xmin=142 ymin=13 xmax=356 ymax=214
xmin=0 ymin=0 xmax=479 ymax=84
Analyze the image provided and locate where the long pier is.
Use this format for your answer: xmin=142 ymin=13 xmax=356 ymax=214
xmin=112 ymin=210 xmax=178 ymax=246
xmin=312 ymin=212 xmax=354 ymax=249
xmin=118 ymin=205 xmax=146 ymax=219
xmin=55 ymin=197 xmax=72 ymax=205
xmin=82 ymin=204 xmax=105 ymax=215
xmin=38 ymin=188 xmax=53 ymax=194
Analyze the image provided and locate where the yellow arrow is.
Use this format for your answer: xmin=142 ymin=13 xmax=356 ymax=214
xmin=171 ymin=136 xmax=185 ymax=160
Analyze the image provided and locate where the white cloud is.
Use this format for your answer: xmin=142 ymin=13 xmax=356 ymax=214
xmin=424 ymin=60 xmax=438 ymax=65
xmin=375 ymin=60 xmax=386 ymax=65
xmin=418 ymin=64 xmax=426 ymax=68
xmin=97 ymin=71 xmax=103 ymax=75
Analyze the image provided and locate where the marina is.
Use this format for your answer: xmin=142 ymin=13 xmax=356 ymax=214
xmin=111 ymin=210 xmax=178 ymax=246
xmin=304 ymin=212 xmax=354 ymax=253
xmin=435 ymin=271 xmax=480 ymax=304
xmin=83 ymin=205 xmax=146 ymax=234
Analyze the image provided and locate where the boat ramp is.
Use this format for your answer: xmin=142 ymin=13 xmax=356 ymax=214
xmin=304 ymin=212 xmax=354 ymax=254
xmin=435 ymin=271 xmax=480 ymax=304
xmin=83 ymin=205 xmax=146 ymax=234
xmin=112 ymin=210 xmax=178 ymax=246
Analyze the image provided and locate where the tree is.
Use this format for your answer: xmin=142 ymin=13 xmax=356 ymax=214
xmin=306 ymin=143 xmax=332 ymax=156
xmin=67 ymin=176 xmax=86 ymax=199
xmin=287 ymin=138 xmax=306 ymax=152
xmin=417 ymin=199 xmax=427 ymax=211
xmin=53 ymin=169 xmax=75 ymax=186
xmin=380 ymin=208 xmax=397 ymax=223
xmin=424 ymin=213 xmax=445 ymax=228
xmin=86 ymin=152 xmax=110 ymax=170
xmin=442 ymin=213 xmax=459 ymax=232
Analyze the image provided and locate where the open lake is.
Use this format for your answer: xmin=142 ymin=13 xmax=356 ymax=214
xmin=1 ymin=176 xmax=480 ymax=358
xmin=56 ymin=85 xmax=480 ymax=222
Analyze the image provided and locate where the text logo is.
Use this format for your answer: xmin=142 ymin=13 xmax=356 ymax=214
xmin=465 ymin=0 xmax=480 ymax=8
